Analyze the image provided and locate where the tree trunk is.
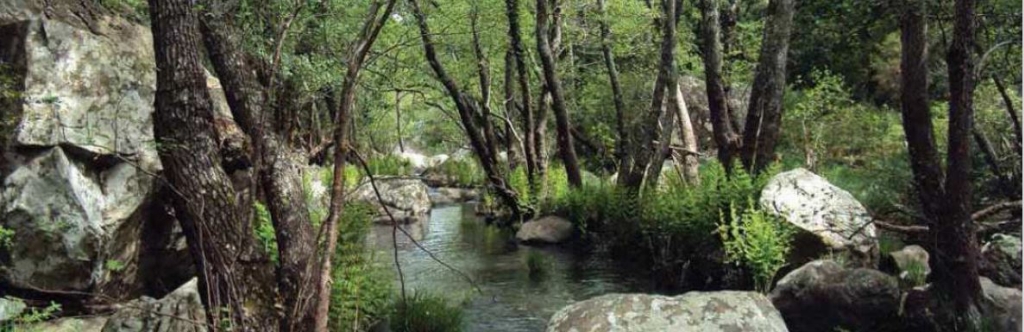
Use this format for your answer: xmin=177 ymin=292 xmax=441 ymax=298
xmin=673 ymin=83 xmax=700 ymax=184
xmin=740 ymin=0 xmax=795 ymax=173
xmin=148 ymin=0 xmax=274 ymax=327
xmin=992 ymin=75 xmax=1022 ymax=155
xmin=646 ymin=86 xmax=677 ymax=187
xmin=536 ymin=0 xmax=582 ymax=188
xmin=396 ymin=90 xmax=404 ymax=152
xmin=199 ymin=13 xmax=317 ymax=332
xmin=597 ymin=0 xmax=628 ymax=166
xmin=504 ymin=50 xmax=524 ymax=170
xmin=471 ymin=5 xmax=501 ymax=167
xmin=698 ymin=0 xmax=741 ymax=169
xmin=940 ymin=0 xmax=983 ymax=326
xmin=618 ymin=0 xmax=676 ymax=190
xmin=411 ymin=0 xmax=524 ymax=219
xmin=505 ymin=0 xmax=538 ymax=186
xmin=318 ymin=1 xmax=396 ymax=331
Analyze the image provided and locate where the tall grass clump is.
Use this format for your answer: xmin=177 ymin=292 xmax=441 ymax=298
xmin=389 ymin=292 xmax=464 ymax=332
xmin=366 ymin=154 xmax=413 ymax=176
xmin=439 ymin=158 xmax=485 ymax=187
xmin=719 ymin=200 xmax=795 ymax=293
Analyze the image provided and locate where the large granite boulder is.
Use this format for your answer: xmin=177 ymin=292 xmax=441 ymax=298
xmin=547 ymin=292 xmax=789 ymax=332
xmin=352 ymin=178 xmax=431 ymax=224
xmin=0 ymin=13 xmax=160 ymax=298
xmin=979 ymin=277 xmax=1023 ymax=332
xmin=979 ymin=233 xmax=1022 ymax=288
xmin=769 ymin=260 xmax=900 ymax=332
xmin=0 ymin=3 xmax=232 ymax=299
xmin=516 ymin=216 xmax=574 ymax=245
xmin=759 ymin=168 xmax=878 ymax=266
xmin=903 ymin=278 xmax=1022 ymax=332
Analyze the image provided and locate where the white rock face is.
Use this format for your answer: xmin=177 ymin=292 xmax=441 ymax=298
xmin=353 ymin=178 xmax=432 ymax=224
xmin=547 ymin=292 xmax=789 ymax=332
xmin=759 ymin=168 xmax=878 ymax=265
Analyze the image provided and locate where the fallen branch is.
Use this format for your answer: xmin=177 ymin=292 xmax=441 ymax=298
xmin=972 ymin=200 xmax=1021 ymax=221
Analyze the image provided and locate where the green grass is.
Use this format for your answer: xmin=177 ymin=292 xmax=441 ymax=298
xmin=389 ymin=292 xmax=464 ymax=332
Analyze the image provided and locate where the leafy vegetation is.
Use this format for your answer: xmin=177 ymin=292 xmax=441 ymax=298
xmin=719 ymin=200 xmax=795 ymax=293
xmin=329 ymin=202 xmax=393 ymax=331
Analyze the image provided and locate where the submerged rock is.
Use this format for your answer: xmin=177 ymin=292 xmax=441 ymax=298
xmin=759 ymin=168 xmax=878 ymax=267
xmin=980 ymin=233 xmax=1022 ymax=288
xmin=547 ymin=291 xmax=788 ymax=332
xmin=769 ymin=260 xmax=899 ymax=332
xmin=516 ymin=216 xmax=574 ymax=244
xmin=353 ymin=178 xmax=431 ymax=224
xmin=430 ymin=187 xmax=481 ymax=205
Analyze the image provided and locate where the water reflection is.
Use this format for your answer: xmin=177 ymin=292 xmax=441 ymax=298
xmin=370 ymin=204 xmax=652 ymax=332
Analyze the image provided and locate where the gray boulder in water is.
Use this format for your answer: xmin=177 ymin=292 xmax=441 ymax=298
xmin=516 ymin=216 xmax=574 ymax=244
xmin=547 ymin=291 xmax=789 ymax=332
xmin=352 ymin=178 xmax=432 ymax=224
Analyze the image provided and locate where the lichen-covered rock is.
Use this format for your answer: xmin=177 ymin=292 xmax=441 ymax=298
xmin=759 ymin=168 xmax=878 ymax=266
xmin=546 ymin=291 xmax=788 ymax=332
xmin=979 ymin=276 xmax=1023 ymax=332
xmin=516 ymin=216 xmax=574 ymax=245
xmin=980 ymin=233 xmax=1022 ymax=288
xmin=353 ymin=178 xmax=431 ymax=224
xmin=769 ymin=260 xmax=899 ymax=332
xmin=102 ymin=278 xmax=207 ymax=332
xmin=25 ymin=316 xmax=109 ymax=332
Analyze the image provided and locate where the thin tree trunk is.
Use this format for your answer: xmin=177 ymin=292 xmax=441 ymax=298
xmin=505 ymin=0 xmax=538 ymax=185
xmin=740 ymin=0 xmax=795 ymax=173
xmin=992 ymin=75 xmax=1022 ymax=154
xmin=396 ymin=90 xmax=404 ymax=152
xmin=972 ymin=128 xmax=1014 ymax=196
xmin=199 ymin=12 xmax=317 ymax=331
xmin=673 ymin=83 xmax=700 ymax=184
xmin=504 ymin=50 xmax=524 ymax=170
xmin=597 ymin=0 xmax=628 ymax=166
xmin=411 ymin=0 xmax=524 ymax=219
xmin=646 ymin=85 xmax=677 ymax=187
xmin=940 ymin=0 xmax=983 ymax=325
xmin=149 ymin=0 xmax=274 ymax=327
xmin=471 ymin=6 xmax=500 ymax=167
xmin=619 ymin=0 xmax=676 ymax=190
xmin=317 ymin=1 xmax=396 ymax=331
xmin=536 ymin=0 xmax=582 ymax=187
xmin=698 ymin=0 xmax=741 ymax=169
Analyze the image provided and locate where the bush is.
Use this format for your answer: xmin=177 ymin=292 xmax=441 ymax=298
xmin=439 ymin=159 xmax=485 ymax=188
xmin=1 ymin=301 xmax=61 ymax=332
xmin=389 ymin=292 xmax=463 ymax=332
xmin=252 ymin=202 xmax=278 ymax=264
xmin=718 ymin=200 xmax=795 ymax=293
xmin=366 ymin=155 xmax=413 ymax=177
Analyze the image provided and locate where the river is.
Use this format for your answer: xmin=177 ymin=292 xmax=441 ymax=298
xmin=369 ymin=203 xmax=653 ymax=332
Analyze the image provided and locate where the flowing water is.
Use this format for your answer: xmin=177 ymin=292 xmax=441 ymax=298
xmin=369 ymin=203 xmax=654 ymax=332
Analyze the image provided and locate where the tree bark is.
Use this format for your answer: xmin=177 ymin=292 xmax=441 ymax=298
xmin=199 ymin=13 xmax=317 ymax=332
xmin=411 ymin=0 xmax=524 ymax=218
xmin=318 ymin=1 xmax=396 ymax=331
xmin=698 ymin=0 xmax=741 ymax=169
xmin=673 ymin=83 xmax=700 ymax=184
xmin=504 ymin=50 xmax=524 ymax=170
xmin=148 ymin=0 xmax=274 ymax=327
xmin=505 ymin=0 xmax=538 ymax=185
xmin=471 ymin=5 xmax=501 ymax=168
xmin=740 ymin=0 xmax=795 ymax=173
xmin=940 ymin=0 xmax=983 ymax=325
xmin=992 ymin=75 xmax=1022 ymax=155
xmin=536 ymin=0 xmax=582 ymax=187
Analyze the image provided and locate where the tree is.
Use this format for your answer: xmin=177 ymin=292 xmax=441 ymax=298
xmin=536 ymin=0 xmax=583 ymax=188
xmin=698 ymin=0 xmax=795 ymax=174
xmin=899 ymin=0 xmax=982 ymax=328
xmin=505 ymin=0 xmax=539 ymax=186
xmin=149 ymin=0 xmax=277 ymax=327
xmin=410 ymin=0 xmax=525 ymax=218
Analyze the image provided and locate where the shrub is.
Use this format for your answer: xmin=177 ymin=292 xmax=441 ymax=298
xmin=389 ymin=292 xmax=464 ymax=332
xmin=252 ymin=202 xmax=278 ymax=264
xmin=366 ymin=155 xmax=413 ymax=177
xmin=0 ymin=225 xmax=13 ymax=249
xmin=1 ymin=301 xmax=61 ymax=332
xmin=719 ymin=200 xmax=796 ymax=293
xmin=439 ymin=159 xmax=485 ymax=188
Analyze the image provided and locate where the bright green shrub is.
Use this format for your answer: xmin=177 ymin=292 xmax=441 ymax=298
xmin=329 ymin=202 xmax=393 ymax=331
xmin=438 ymin=159 xmax=485 ymax=187
xmin=389 ymin=292 xmax=464 ymax=332
xmin=0 ymin=225 xmax=13 ymax=249
xmin=366 ymin=155 xmax=413 ymax=177
xmin=719 ymin=200 xmax=796 ymax=293
xmin=252 ymin=202 xmax=278 ymax=264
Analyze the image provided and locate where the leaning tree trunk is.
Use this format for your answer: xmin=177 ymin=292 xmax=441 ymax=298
xmin=148 ymin=0 xmax=275 ymax=327
xmin=673 ymin=83 xmax=700 ymax=184
xmin=199 ymin=13 xmax=318 ymax=331
xmin=740 ymin=0 xmax=795 ymax=174
xmin=597 ymin=0 xmax=628 ymax=166
xmin=411 ymin=0 xmax=524 ymax=218
xmin=536 ymin=0 xmax=582 ymax=187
